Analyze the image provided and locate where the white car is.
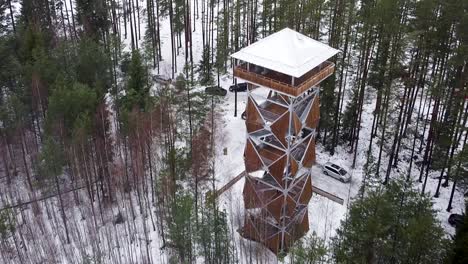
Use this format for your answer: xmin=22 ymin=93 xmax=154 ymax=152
xmin=322 ymin=162 xmax=351 ymax=183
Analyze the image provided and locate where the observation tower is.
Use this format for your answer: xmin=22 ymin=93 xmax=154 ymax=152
xmin=231 ymin=28 xmax=339 ymax=254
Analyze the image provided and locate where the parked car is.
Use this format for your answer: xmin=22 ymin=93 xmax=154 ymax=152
xmin=241 ymin=111 xmax=247 ymax=120
xmin=322 ymin=162 xmax=351 ymax=183
xmin=205 ymin=86 xmax=227 ymax=96
xmin=448 ymin=214 xmax=465 ymax=229
xmin=229 ymin=83 xmax=248 ymax=92
xmin=152 ymin=74 xmax=171 ymax=85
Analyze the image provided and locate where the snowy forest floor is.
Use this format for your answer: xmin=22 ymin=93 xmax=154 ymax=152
xmin=0 ymin=0 xmax=466 ymax=263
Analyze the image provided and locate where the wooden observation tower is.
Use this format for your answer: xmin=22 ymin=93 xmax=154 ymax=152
xmin=231 ymin=28 xmax=339 ymax=254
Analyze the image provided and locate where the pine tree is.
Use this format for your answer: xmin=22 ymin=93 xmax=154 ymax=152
xmin=340 ymin=86 xmax=359 ymax=143
xmin=37 ymin=137 xmax=71 ymax=244
xmin=197 ymin=45 xmax=213 ymax=85
xmin=46 ymin=81 xmax=97 ymax=139
xmin=215 ymin=4 xmax=229 ymax=86
xmin=167 ymin=191 xmax=194 ymax=263
xmin=289 ymin=232 xmax=328 ymax=264
xmin=448 ymin=205 xmax=468 ymax=264
xmin=126 ymin=50 xmax=149 ymax=110
xmin=0 ymin=209 xmax=15 ymax=239
xmin=319 ymin=77 xmax=337 ymax=149
xmin=75 ymin=38 xmax=111 ymax=99
xmin=75 ymin=0 xmax=109 ymax=40
xmin=333 ymin=178 xmax=450 ymax=264
xmin=196 ymin=202 xmax=236 ymax=263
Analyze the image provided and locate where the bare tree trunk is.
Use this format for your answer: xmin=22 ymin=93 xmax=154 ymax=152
xmin=7 ymin=0 xmax=16 ymax=34
xmin=54 ymin=172 xmax=70 ymax=244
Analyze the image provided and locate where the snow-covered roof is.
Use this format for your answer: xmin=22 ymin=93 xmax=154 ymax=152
xmin=231 ymin=28 xmax=340 ymax=78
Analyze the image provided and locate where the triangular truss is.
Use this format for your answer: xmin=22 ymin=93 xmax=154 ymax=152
xmin=241 ymin=88 xmax=320 ymax=254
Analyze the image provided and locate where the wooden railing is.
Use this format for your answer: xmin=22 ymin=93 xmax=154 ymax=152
xmin=233 ymin=62 xmax=335 ymax=97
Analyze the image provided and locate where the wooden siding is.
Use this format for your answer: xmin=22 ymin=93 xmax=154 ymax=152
xmin=269 ymin=156 xmax=286 ymax=186
xmin=245 ymin=139 xmax=263 ymax=172
xmin=302 ymin=139 xmax=316 ymax=168
xmin=243 ymin=177 xmax=261 ymax=208
xmin=234 ymin=62 xmax=335 ymax=97
xmin=299 ymin=176 xmax=313 ymax=204
xmin=292 ymin=113 xmax=302 ymax=135
xmin=246 ymin=97 xmax=265 ymax=133
xmin=305 ymin=97 xmax=320 ymax=129
xmin=270 ymin=113 xmax=289 ymax=147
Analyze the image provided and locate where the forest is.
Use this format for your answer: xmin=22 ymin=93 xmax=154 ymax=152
xmin=0 ymin=0 xmax=467 ymax=263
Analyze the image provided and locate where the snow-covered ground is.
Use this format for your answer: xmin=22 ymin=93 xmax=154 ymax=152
xmin=1 ymin=0 xmax=466 ymax=263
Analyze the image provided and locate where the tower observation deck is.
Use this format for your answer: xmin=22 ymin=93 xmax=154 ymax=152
xmin=231 ymin=28 xmax=339 ymax=254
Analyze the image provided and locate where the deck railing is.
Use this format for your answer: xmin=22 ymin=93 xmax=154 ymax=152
xmin=233 ymin=61 xmax=335 ymax=97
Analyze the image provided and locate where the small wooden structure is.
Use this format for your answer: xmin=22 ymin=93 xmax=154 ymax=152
xmin=231 ymin=28 xmax=339 ymax=254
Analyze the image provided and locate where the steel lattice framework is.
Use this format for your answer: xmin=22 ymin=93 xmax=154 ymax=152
xmin=231 ymin=28 xmax=339 ymax=254
xmin=240 ymin=85 xmax=321 ymax=254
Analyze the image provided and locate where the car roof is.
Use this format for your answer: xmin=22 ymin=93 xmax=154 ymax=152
xmin=331 ymin=164 xmax=341 ymax=169
xmin=324 ymin=162 xmax=346 ymax=170
xmin=231 ymin=83 xmax=247 ymax=87
xmin=325 ymin=161 xmax=339 ymax=167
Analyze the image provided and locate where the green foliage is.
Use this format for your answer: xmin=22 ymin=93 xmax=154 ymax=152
xmin=320 ymin=76 xmax=337 ymax=147
xmin=19 ymin=25 xmax=46 ymax=63
xmin=0 ymin=92 xmax=28 ymax=135
xmin=215 ymin=10 xmax=229 ymax=74
xmin=431 ymin=90 xmax=466 ymax=171
xmin=197 ymin=46 xmax=213 ymax=85
xmin=38 ymin=137 xmax=66 ymax=181
xmin=141 ymin=27 xmax=157 ymax=66
xmin=340 ymin=86 xmax=359 ymax=142
xmin=276 ymin=0 xmax=297 ymax=29
xmin=19 ymin=26 xmax=57 ymax=98
xmin=174 ymin=74 xmax=187 ymax=95
xmin=289 ymin=232 xmax=328 ymax=264
xmin=452 ymin=144 xmax=468 ymax=189
xmin=359 ymin=153 xmax=379 ymax=197
xmin=158 ymin=0 xmax=172 ymax=17
xmin=196 ymin=204 xmax=236 ymax=263
xmin=185 ymin=92 xmax=211 ymax=133
xmin=120 ymin=52 xmax=132 ymax=75
xmin=75 ymin=0 xmax=109 ymax=39
xmin=119 ymin=50 xmax=149 ymax=114
xmin=154 ymin=146 xmax=191 ymax=193
xmin=19 ymin=1 xmax=53 ymax=38
xmin=127 ymin=50 xmax=149 ymax=108
xmin=0 ymin=35 xmax=21 ymax=91
xmin=0 ymin=209 xmax=15 ymax=239
xmin=448 ymin=206 xmax=468 ymax=264
xmin=168 ymin=191 xmax=194 ymax=263
xmin=173 ymin=74 xmax=211 ymax=137
xmin=76 ymin=38 xmax=111 ymax=98
xmin=333 ymin=179 xmax=450 ymax=264
xmin=46 ymin=81 xmax=97 ymax=138
xmin=80 ymin=253 xmax=97 ymax=264
xmin=72 ymin=111 xmax=93 ymax=144
xmin=117 ymin=51 xmax=151 ymax=136
xmin=173 ymin=0 xmax=186 ymax=35
xmin=168 ymin=147 xmax=191 ymax=181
